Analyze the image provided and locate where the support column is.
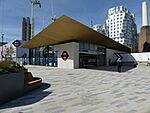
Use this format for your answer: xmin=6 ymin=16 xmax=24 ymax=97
xmin=54 ymin=42 xmax=79 ymax=69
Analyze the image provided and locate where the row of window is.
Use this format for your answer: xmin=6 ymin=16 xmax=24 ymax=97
xmin=107 ymin=17 xmax=123 ymax=22
xmin=79 ymin=43 xmax=105 ymax=52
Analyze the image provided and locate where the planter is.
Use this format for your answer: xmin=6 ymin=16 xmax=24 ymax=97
xmin=0 ymin=71 xmax=25 ymax=105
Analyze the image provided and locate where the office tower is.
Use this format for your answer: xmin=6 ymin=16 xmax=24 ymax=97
xmin=106 ymin=6 xmax=137 ymax=52
xmin=92 ymin=24 xmax=109 ymax=37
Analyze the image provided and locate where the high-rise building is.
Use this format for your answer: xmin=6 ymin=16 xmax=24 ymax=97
xmin=106 ymin=6 xmax=137 ymax=52
xmin=22 ymin=17 xmax=31 ymax=41
xmin=138 ymin=1 xmax=150 ymax=52
xmin=92 ymin=24 xmax=109 ymax=37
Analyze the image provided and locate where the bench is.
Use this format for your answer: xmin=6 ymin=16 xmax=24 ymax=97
xmin=24 ymin=72 xmax=42 ymax=92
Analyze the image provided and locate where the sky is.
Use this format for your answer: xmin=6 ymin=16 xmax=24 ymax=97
xmin=0 ymin=0 xmax=150 ymax=42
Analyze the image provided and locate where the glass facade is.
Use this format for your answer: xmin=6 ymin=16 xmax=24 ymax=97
xmin=31 ymin=46 xmax=57 ymax=66
xmin=79 ymin=42 xmax=106 ymax=54
xmin=79 ymin=42 xmax=106 ymax=67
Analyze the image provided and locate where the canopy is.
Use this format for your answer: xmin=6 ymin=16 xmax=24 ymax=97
xmin=22 ymin=15 xmax=130 ymax=52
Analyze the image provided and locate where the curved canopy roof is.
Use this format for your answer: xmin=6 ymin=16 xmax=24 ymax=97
xmin=22 ymin=15 xmax=130 ymax=52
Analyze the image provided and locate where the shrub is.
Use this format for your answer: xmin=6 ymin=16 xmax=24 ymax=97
xmin=0 ymin=60 xmax=26 ymax=74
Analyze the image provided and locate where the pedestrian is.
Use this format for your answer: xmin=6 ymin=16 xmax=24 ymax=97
xmin=108 ymin=59 xmax=111 ymax=66
xmin=117 ymin=58 xmax=122 ymax=72
xmin=147 ymin=58 xmax=150 ymax=66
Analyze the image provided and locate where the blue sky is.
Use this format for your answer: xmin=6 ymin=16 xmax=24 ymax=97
xmin=0 ymin=0 xmax=150 ymax=42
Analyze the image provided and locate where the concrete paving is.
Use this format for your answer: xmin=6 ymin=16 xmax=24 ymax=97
xmin=0 ymin=65 xmax=150 ymax=113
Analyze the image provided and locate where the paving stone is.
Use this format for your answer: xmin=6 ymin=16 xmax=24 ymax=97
xmin=136 ymin=98 xmax=147 ymax=103
xmin=116 ymin=102 xmax=129 ymax=108
xmin=80 ymin=107 xmax=99 ymax=113
xmin=114 ymin=93 xmax=124 ymax=98
xmin=125 ymin=109 xmax=137 ymax=113
xmin=0 ymin=65 xmax=150 ymax=113
xmin=128 ymin=96 xmax=138 ymax=100
xmin=110 ymin=100 xmax=122 ymax=105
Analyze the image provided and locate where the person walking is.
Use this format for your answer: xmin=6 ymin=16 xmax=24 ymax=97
xmin=117 ymin=58 xmax=122 ymax=72
xmin=147 ymin=58 xmax=150 ymax=66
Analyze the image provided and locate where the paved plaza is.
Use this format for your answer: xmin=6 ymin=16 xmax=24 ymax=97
xmin=0 ymin=65 xmax=150 ymax=113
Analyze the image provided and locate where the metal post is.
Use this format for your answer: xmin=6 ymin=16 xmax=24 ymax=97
xmin=34 ymin=48 xmax=36 ymax=64
xmin=47 ymin=46 xmax=49 ymax=66
xmin=1 ymin=34 xmax=4 ymax=60
xmin=39 ymin=47 xmax=40 ymax=65
xmin=52 ymin=45 xmax=54 ymax=66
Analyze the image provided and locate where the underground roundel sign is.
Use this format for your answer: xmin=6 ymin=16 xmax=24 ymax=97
xmin=12 ymin=40 xmax=21 ymax=47
xmin=61 ymin=51 xmax=69 ymax=61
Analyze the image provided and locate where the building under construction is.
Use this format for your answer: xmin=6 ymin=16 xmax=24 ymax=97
xmin=22 ymin=17 xmax=31 ymax=41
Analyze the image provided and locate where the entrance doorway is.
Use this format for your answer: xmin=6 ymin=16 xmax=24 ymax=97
xmin=79 ymin=53 xmax=106 ymax=68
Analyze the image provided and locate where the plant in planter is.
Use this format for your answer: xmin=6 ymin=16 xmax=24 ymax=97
xmin=0 ymin=60 xmax=41 ymax=105
xmin=0 ymin=60 xmax=27 ymax=75
xmin=0 ymin=60 xmax=26 ymax=105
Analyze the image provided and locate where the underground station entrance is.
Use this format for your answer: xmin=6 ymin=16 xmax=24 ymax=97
xmin=79 ymin=53 xmax=106 ymax=68
xmin=22 ymin=15 xmax=130 ymax=69
xmin=79 ymin=42 xmax=106 ymax=68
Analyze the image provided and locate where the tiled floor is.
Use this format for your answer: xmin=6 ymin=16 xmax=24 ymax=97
xmin=0 ymin=65 xmax=150 ymax=113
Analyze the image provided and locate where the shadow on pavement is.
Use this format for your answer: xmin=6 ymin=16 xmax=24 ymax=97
xmin=0 ymin=83 xmax=52 ymax=109
xmin=83 ymin=65 xmax=136 ymax=72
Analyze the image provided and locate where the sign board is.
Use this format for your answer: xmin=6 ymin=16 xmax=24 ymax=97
xmin=12 ymin=40 xmax=21 ymax=47
xmin=61 ymin=51 xmax=69 ymax=61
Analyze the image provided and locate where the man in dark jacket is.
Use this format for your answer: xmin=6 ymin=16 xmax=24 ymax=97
xmin=117 ymin=58 xmax=122 ymax=72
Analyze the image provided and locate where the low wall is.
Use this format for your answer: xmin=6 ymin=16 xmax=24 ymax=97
xmin=121 ymin=52 xmax=150 ymax=62
xmin=106 ymin=48 xmax=126 ymax=66
xmin=0 ymin=71 xmax=25 ymax=105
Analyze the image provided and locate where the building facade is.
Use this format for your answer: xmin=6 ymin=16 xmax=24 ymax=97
xmin=106 ymin=6 xmax=137 ymax=52
xmin=22 ymin=17 xmax=31 ymax=41
xmin=138 ymin=1 xmax=150 ymax=52
xmin=92 ymin=24 xmax=109 ymax=37
xmin=22 ymin=15 xmax=130 ymax=69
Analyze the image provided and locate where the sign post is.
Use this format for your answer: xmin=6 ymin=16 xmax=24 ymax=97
xmin=12 ymin=40 xmax=22 ymax=65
